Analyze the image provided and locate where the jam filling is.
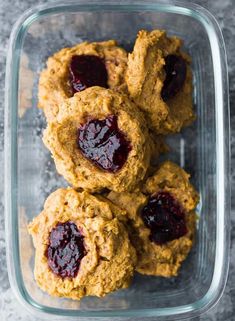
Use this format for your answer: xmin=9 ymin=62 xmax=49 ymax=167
xmin=69 ymin=55 xmax=108 ymax=94
xmin=77 ymin=115 xmax=131 ymax=173
xmin=161 ymin=54 xmax=187 ymax=101
xmin=46 ymin=221 xmax=86 ymax=278
xmin=141 ymin=191 xmax=187 ymax=245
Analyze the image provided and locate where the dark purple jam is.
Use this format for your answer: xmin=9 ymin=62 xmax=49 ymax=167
xmin=69 ymin=55 xmax=108 ymax=94
xmin=161 ymin=55 xmax=187 ymax=101
xmin=46 ymin=221 xmax=86 ymax=278
xmin=141 ymin=192 xmax=187 ymax=245
xmin=77 ymin=115 xmax=131 ymax=173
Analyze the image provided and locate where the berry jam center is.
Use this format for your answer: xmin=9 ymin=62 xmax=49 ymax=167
xmin=46 ymin=221 xmax=86 ymax=278
xmin=77 ymin=115 xmax=131 ymax=173
xmin=141 ymin=192 xmax=187 ymax=245
xmin=161 ymin=55 xmax=187 ymax=101
xmin=69 ymin=55 xmax=108 ymax=94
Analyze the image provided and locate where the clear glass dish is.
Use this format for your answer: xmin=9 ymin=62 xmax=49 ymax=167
xmin=4 ymin=0 xmax=230 ymax=319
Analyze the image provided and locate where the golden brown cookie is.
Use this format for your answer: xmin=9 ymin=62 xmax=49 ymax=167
xmin=43 ymin=87 xmax=153 ymax=193
xmin=107 ymin=161 xmax=199 ymax=277
xmin=126 ymin=30 xmax=195 ymax=134
xmin=28 ymin=188 xmax=136 ymax=300
xmin=38 ymin=40 xmax=127 ymax=121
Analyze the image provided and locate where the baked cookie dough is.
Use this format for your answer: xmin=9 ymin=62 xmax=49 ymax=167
xmin=38 ymin=40 xmax=127 ymax=121
xmin=107 ymin=161 xmax=199 ymax=277
xmin=126 ymin=30 xmax=195 ymax=134
xmin=28 ymin=188 xmax=137 ymax=300
xmin=43 ymin=86 xmax=153 ymax=193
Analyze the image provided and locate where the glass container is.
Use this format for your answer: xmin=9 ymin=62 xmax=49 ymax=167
xmin=5 ymin=1 xmax=230 ymax=319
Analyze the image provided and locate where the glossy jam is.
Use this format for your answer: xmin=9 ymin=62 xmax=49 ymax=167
xmin=46 ymin=221 xmax=86 ymax=278
xmin=141 ymin=192 xmax=187 ymax=244
xmin=69 ymin=55 xmax=108 ymax=94
xmin=77 ymin=115 xmax=131 ymax=172
xmin=161 ymin=55 xmax=187 ymax=101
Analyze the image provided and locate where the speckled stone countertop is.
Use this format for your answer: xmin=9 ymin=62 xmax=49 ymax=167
xmin=0 ymin=0 xmax=234 ymax=320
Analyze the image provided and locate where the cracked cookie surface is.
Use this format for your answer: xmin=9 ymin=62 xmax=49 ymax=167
xmin=38 ymin=40 xmax=127 ymax=121
xmin=28 ymin=188 xmax=137 ymax=300
xmin=43 ymin=87 xmax=153 ymax=192
xmin=107 ymin=161 xmax=199 ymax=277
xmin=126 ymin=30 xmax=195 ymax=134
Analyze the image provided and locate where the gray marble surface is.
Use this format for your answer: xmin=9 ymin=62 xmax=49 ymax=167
xmin=0 ymin=0 xmax=234 ymax=320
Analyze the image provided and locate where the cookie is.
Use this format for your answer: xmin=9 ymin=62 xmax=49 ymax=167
xmin=43 ymin=87 xmax=153 ymax=192
xmin=126 ymin=30 xmax=195 ymax=134
xmin=38 ymin=40 xmax=127 ymax=121
xmin=28 ymin=188 xmax=137 ymax=300
xmin=107 ymin=161 xmax=199 ymax=277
